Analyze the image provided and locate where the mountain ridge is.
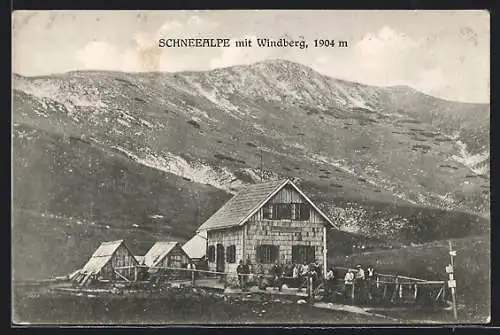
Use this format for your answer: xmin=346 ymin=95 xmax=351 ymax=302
xmin=12 ymin=59 xmax=490 ymax=105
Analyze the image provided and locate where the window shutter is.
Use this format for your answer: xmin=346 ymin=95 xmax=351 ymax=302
xmin=263 ymin=204 xmax=272 ymax=219
xmin=207 ymin=246 xmax=215 ymax=262
xmin=271 ymin=246 xmax=279 ymax=262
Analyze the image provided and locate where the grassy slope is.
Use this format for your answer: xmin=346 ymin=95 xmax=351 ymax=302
xmin=12 ymin=124 xmax=231 ymax=280
xmin=330 ymin=234 xmax=490 ymax=319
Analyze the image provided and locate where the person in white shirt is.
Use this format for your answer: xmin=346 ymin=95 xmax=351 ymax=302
xmin=355 ymin=265 xmax=366 ymax=302
xmin=356 ymin=264 xmax=365 ymax=280
xmin=325 ymin=266 xmax=335 ymax=301
xmin=366 ymin=265 xmax=376 ymax=301
xmin=344 ymin=270 xmax=354 ymax=300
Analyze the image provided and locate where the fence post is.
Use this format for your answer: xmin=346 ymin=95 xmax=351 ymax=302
xmin=308 ymin=276 xmax=314 ymax=305
xmin=191 ymin=269 xmax=196 ymax=287
xmin=391 ymin=276 xmax=399 ymax=303
xmin=351 ymin=279 xmax=355 ymax=302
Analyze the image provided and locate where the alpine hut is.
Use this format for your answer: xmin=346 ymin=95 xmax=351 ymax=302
xmin=197 ymin=179 xmax=336 ymax=278
xmin=143 ymin=241 xmax=190 ymax=271
xmin=75 ymin=240 xmax=139 ymax=286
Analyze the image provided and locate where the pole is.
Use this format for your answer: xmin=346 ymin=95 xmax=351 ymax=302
xmin=308 ymin=275 xmax=314 ymax=305
xmin=351 ymin=279 xmax=355 ymax=302
xmin=260 ymin=149 xmax=263 ymax=182
xmin=323 ymin=227 xmax=327 ymax=280
xmin=448 ymin=240 xmax=458 ymax=320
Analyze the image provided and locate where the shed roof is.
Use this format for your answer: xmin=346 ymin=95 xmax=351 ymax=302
xmin=81 ymin=240 xmax=136 ymax=275
xmin=143 ymin=241 xmax=179 ymax=267
xmin=182 ymin=232 xmax=207 ymax=259
xmin=196 ymin=179 xmax=335 ymax=232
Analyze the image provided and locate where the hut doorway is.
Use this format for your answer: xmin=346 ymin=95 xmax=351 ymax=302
xmin=216 ymin=243 xmax=225 ymax=273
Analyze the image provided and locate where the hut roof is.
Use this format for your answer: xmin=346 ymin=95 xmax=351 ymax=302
xmin=182 ymin=232 xmax=207 ymax=259
xmin=196 ymin=179 xmax=335 ymax=232
xmin=81 ymin=240 xmax=136 ymax=275
xmin=143 ymin=241 xmax=179 ymax=268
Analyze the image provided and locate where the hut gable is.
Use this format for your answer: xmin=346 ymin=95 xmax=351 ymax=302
xmin=80 ymin=240 xmax=138 ymax=280
xmin=144 ymin=241 xmax=189 ymax=268
xmin=197 ymin=179 xmax=335 ymax=232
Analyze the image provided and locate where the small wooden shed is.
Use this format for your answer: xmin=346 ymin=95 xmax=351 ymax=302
xmin=143 ymin=241 xmax=190 ymax=272
xmin=77 ymin=240 xmax=138 ymax=284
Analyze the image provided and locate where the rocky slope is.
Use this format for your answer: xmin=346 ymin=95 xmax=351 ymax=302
xmin=12 ymin=59 xmax=490 ymax=280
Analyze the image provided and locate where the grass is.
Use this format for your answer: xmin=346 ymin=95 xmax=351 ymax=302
xmin=330 ymin=234 xmax=490 ymax=323
xmin=12 ymin=287 xmax=382 ymax=325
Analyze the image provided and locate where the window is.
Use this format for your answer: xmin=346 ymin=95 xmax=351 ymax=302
xmin=256 ymin=245 xmax=279 ymax=264
xmin=263 ymin=204 xmax=273 ymax=219
xmin=293 ymin=203 xmax=310 ymax=221
xmin=292 ymin=245 xmax=315 ymax=264
xmin=274 ymin=203 xmax=292 ymax=220
xmin=226 ymin=245 xmax=236 ymax=263
xmin=207 ymin=245 xmax=215 ymax=262
xmin=169 ymin=254 xmax=183 ymax=267
xmin=263 ymin=203 xmax=309 ymax=220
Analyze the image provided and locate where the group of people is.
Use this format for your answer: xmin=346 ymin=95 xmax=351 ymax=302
xmin=343 ymin=264 xmax=376 ymax=302
xmin=236 ymin=259 xmax=328 ymax=292
xmin=235 ymin=259 xmax=377 ymax=303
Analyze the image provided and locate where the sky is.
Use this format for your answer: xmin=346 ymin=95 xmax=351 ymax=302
xmin=12 ymin=10 xmax=489 ymax=103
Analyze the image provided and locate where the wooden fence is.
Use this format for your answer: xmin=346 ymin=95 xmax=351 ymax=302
xmin=108 ymin=264 xmax=447 ymax=307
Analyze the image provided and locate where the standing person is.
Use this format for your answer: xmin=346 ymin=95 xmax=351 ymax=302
xmin=237 ymin=260 xmax=245 ymax=290
xmin=366 ymin=265 xmax=376 ymax=302
xmin=245 ymin=259 xmax=253 ymax=287
xmin=298 ymin=263 xmax=309 ymax=292
xmin=242 ymin=259 xmax=251 ymax=291
xmin=256 ymin=263 xmax=266 ymax=290
xmin=314 ymin=260 xmax=322 ymax=282
xmin=309 ymin=261 xmax=318 ymax=291
xmin=271 ymin=261 xmax=282 ymax=291
xmin=283 ymin=261 xmax=293 ymax=287
xmin=325 ymin=266 xmax=335 ymax=301
xmin=344 ymin=270 xmax=355 ymax=301
xmin=355 ymin=264 xmax=365 ymax=303
xmin=187 ymin=260 xmax=197 ymax=280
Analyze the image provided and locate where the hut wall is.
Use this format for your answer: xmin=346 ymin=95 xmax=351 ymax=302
xmin=207 ymin=226 xmax=243 ymax=275
xmin=246 ymin=185 xmax=326 ymax=273
xmin=205 ymin=185 xmax=329 ymax=279
xmin=155 ymin=244 xmax=190 ymax=268
xmin=100 ymin=244 xmax=138 ymax=280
